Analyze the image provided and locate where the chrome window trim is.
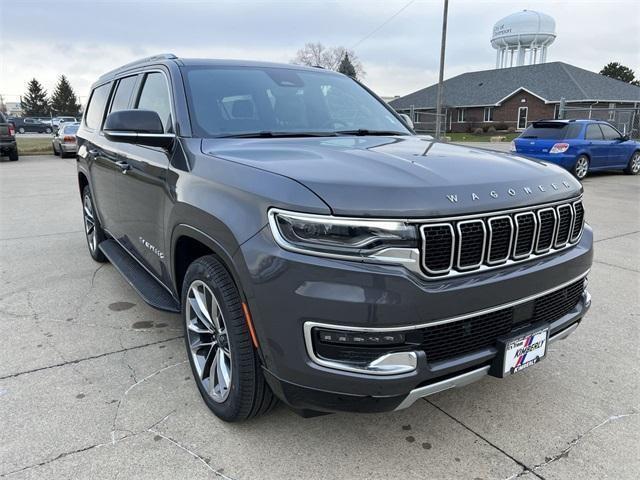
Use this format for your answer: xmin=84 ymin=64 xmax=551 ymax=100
xmin=303 ymin=270 xmax=589 ymax=374
xmin=535 ymin=207 xmax=557 ymax=254
xmin=554 ymin=204 xmax=573 ymax=248
xmin=512 ymin=211 xmax=537 ymax=260
xmin=570 ymin=200 xmax=585 ymax=244
xmin=420 ymin=223 xmax=455 ymax=275
xmin=456 ymin=219 xmax=486 ymax=270
xmin=487 ymin=215 xmax=513 ymax=265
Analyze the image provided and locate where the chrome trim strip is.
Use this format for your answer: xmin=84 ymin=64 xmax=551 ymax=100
xmin=395 ymin=316 xmax=585 ymax=410
xmin=535 ymin=207 xmax=557 ymax=254
xmin=420 ymin=223 xmax=455 ymax=275
xmin=554 ymin=204 xmax=573 ymax=248
xmin=512 ymin=211 xmax=537 ymax=260
xmin=456 ymin=219 xmax=486 ymax=270
xmin=487 ymin=215 xmax=513 ymax=265
xmin=103 ymin=131 xmax=176 ymax=139
xmin=394 ymin=366 xmax=491 ymax=410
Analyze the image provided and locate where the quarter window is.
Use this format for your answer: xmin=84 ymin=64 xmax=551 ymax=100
xmin=483 ymin=107 xmax=493 ymax=122
xmin=136 ymin=72 xmax=172 ymax=132
xmin=585 ymin=124 xmax=604 ymax=140
xmin=110 ymin=76 xmax=138 ymax=113
xmin=85 ymin=83 xmax=112 ymax=130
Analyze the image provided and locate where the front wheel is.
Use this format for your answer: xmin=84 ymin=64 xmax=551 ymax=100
xmin=182 ymin=255 xmax=277 ymax=422
xmin=45 ymin=127 xmax=52 ymax=134
xmin=81 ymin=186 xmax=107 ymax=262
xmin=573 ymin=155 xmax=589 ymax=180
xmin=18 ymin=127 xmax=25 ymax=134
xmin=624 ymin=151 xmax=640 ymax=175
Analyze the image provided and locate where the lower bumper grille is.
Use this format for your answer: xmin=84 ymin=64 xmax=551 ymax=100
xmin=312 ymin=278 xmax=586 ymax=367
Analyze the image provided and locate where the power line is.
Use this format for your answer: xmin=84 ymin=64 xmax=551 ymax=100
xmin=351 ymin=0 xmax=416 ymax=50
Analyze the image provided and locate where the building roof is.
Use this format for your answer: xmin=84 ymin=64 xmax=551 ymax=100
xmin=389 ymin=62 xmax=640 ymax=110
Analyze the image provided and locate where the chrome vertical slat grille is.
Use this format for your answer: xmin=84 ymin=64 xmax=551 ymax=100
xmin=487 ymin=216 xmax=513 ymax=264
xmin=457 ymin=220 xmax=486 ymax=269
xmin=536 ymin=208 xmax=557 ymax=253
xmin=418 ymin=197 xmax=585 ymax=278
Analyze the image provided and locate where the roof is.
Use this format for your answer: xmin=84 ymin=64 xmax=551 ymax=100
xmin=389 ymin=62 xmax=640 ymax=110
xmin=97 ymin=53 xmax=338 ymax=83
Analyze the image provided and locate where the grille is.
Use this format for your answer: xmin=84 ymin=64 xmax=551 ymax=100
xmin=422 ymin=224 xmax=454 ymax=273
xmin=419 ymin=199 xmax=584 ymax=277
xmin=313 ymin=277 xmax=586 ymax=366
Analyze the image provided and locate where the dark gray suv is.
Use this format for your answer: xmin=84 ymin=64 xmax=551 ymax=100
xmin=76 ymin=54 xmax=593 ymax=421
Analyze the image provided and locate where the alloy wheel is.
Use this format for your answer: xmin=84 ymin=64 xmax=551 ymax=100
xmin=575 ymin=157 xmax=588 ymax=179
xmin=631 ymin=153 xmax=640 ymax=174
xmin=186 ymin=280 xmax=232 ymax=403
xmin=83 ymin=194 xmax=97 ymax=253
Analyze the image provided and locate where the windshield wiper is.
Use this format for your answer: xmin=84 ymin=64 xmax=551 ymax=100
xmin=215 ymin=131 xmax=337 ymax=138
xmin=335 ymin=129 xmax=407 ymax=136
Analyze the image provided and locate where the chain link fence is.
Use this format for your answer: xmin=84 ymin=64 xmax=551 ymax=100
xmin=561 ymin=105 xmax=639 ymax=138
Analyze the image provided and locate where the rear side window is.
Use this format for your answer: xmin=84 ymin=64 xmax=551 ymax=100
xmin=585 ymin=124 xmax=604 ymax=140
xmin=85 ymin=83 xmax=111 ymax=130
xmin=136 ymin=72 xmax=172 ymax=132
xmin=600 ymin=124 xmax=621 ymax=140
xmin=110 ymin=76 xmax=138 ymax=113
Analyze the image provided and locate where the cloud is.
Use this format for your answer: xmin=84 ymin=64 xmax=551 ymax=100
xmin=1 ymin=0 xmax=638 ymax=101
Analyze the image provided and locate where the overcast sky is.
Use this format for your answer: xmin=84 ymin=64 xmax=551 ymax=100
xmin=1 ymin=0 xmax=639 ymax=104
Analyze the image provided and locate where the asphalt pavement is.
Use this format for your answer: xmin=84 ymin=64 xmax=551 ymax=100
xmin=0 ymin=154 xmax=638 ymax=479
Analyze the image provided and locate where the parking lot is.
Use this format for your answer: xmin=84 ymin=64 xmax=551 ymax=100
xmin=1 ymin=154 xmax=638 ymax=479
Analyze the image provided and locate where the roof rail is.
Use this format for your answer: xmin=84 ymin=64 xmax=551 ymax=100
xmin=98 ymin=53 xmax=178 ymax=80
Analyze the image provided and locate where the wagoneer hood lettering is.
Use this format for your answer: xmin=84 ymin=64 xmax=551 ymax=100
xmin=202 ymin=135 xmax=582 ymax=217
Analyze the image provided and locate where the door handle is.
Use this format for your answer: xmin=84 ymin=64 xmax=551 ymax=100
xmin=115 ymin=160 xmax=130 ymax=173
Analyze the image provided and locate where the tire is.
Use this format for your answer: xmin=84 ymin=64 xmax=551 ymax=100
xmin=18 ymin=127 xmax=25 ymax=134
xmin=624 ymin=151 xmax=640 ymax=175
xmin=81 ymin=185 xmax=107 ymax=262
xmin=45 ymin=127 xmax=52 ymax=134
xmin=182 ymin=255 xmax=277 ymax=422
xmin=53 ymin=143 xmax=60 ymax=156
xmin=8 ymin=149 xmax=18 ymax=161
xmin=572 ymin=155 xmax=589 ymax=180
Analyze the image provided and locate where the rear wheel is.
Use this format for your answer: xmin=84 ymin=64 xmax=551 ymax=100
xmin=182 ymin=255 xmax=277 ymax=422
xmin=573 ymin=155 xmax=589 ymax=180
xmin=18 ymin=127 xmax=25 ymax=134
xmin=8 ymin=148 xmax=18 ymax=161
xmin=82 ymin=186 xmax=107 ymax=262
xmin=45 ymin=127 xmax=52 ymax=134
xmin=53 ymin=143 xmax=60 ymax=156
xmin=624 ymin=151 xmax=640 ymax=175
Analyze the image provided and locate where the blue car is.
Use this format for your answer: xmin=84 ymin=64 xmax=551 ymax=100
xmin=511 ymin=119 xmax=640 ymax=180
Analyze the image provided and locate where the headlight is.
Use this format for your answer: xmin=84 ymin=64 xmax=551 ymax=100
xmin=268 ymin=209 xmax=418 ymax=260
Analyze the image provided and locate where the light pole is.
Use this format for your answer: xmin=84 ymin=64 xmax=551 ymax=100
xmin=435 ymin=0 xmax=449 ymax=139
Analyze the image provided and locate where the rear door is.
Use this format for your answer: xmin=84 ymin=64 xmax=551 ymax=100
xmin=112 ymin=70 xmax=173 ymax=281
xmin=584 ymin=123 xmax=608 ymax=168
xmin=82 ymin=82 xmax=119 ymax=230
xmin=598 ymin=123 xmax=627 ymax=166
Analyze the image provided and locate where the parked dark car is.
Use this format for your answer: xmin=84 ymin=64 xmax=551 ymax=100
xmin=52 ymin=123 xmax=80 ymax=157
xmin=512 ymin=119 xmax=640 ymax=179
xmin=77 ymin=54 xmax=593 ymax=421
xmin=11 ymin=117 xmax=53 ymax=134
xmin=0 ymin=112 xmax=18 ymax=161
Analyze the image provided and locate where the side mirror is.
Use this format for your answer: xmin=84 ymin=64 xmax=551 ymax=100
xmin=103 ymin=110 xmax=174 ymax=149
xmin=399 ymin=113 xmax=414 ymax=130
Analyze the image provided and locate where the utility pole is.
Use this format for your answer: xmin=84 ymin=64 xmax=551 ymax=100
xmin=434 ymin=0 xmax=449 ymax=139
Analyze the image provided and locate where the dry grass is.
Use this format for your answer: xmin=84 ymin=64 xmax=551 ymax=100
xmin=16 ymin=136 xmax=53 ymax=155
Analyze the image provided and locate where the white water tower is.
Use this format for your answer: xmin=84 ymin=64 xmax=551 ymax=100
xmin=491 ymin=10 xmax=556 ymax=69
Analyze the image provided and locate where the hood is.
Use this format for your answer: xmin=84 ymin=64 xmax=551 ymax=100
xmin=201 ymin=136 xmax=582 ymax=217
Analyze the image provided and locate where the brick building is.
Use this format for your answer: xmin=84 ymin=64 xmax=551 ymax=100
xmin=390 ymin=62 xmax=640 ymax=134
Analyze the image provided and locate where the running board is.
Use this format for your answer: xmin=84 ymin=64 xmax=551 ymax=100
xmin=99 ymin=239 xmax=180 ymax=313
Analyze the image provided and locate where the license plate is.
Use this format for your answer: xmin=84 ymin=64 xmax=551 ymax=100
xmin=503 ymin=328 xmax=548 ymax=375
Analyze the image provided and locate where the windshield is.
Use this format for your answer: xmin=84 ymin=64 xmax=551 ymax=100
xmin=182 ymin=66 xmax=410 ymax=138
xmin=520 ymin=123 xmax=581 ymax=140
xmin=63 ymin=125 xmax=79 ymax=134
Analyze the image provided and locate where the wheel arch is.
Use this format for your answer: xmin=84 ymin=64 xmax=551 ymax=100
xmin=78 ymin=171 xmax=89 ymax=198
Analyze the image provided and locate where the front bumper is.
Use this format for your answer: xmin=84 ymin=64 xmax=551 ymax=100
xmin=236 ymin=224 xmax=593 ymax=413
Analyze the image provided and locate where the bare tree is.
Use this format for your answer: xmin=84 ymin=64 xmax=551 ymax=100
xmin=0 ymin=94 xmax=6 ymax=114
xmin=292 ymin=42 xmax=365 ymax=79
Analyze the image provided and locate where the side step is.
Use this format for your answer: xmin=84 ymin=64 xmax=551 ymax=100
xmin=99 ymin=239 xmax=180 ymax=313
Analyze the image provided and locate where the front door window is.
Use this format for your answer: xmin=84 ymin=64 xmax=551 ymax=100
xmin=517 ymin=107 xmax=528 ymax=130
